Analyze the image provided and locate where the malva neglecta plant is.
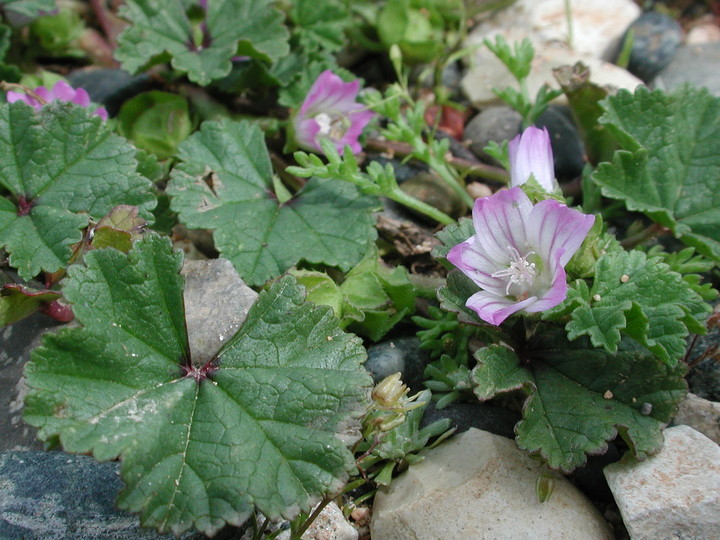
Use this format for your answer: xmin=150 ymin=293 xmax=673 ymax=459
xmin=0 ymin=0 xmax=718 ymax=537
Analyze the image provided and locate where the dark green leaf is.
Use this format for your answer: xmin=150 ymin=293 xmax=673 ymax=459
xmin=115 ymin=0 xmax=289 ymax=86
xmin=592 ymin=86 xmax=720 ymax=261
xmin=168 ymin=119 xmax=377 ymax=286
xmin=472 ymin=329 xmax=687 ymax=472
xmin=24 ymin=235 xmax=372 ymax=536
xmin=0 ymin=102 xmax=155 ymax=280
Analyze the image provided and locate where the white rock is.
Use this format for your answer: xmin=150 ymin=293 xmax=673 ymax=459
xmin=461 ymin=0 xmax=643 ymax=107
xmin=604 ymin=425 xmax=720 ymax=540
xmin=673 ymin=392 xmax=720 ymax=444
xmin=371 ymin=428 xmax=613 ymax=540
xmin=276 ymin=502 xmax=358 ymax=540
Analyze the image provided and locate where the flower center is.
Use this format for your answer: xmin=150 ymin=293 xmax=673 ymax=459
xmin=315 ymin=112 xmax=350 ymax=140
xmin=491 ymin=246 xmax=537 ymax=297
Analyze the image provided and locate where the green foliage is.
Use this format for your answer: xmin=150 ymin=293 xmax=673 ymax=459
xmin=484 ymin=35 xmax=562 ymax=126
xmin=168 ymin=119 xmax=378 ymax=286
xmin=646 ymin=245 xmax=718 ymax=301
xmin=413 ymin=306 xmax=478 ymax=407
xmin=289 ymin=0 xmax=350 ymax=53
xmin=544 ymin=250 xmax=710 ymax=366
xmin=118 ymin=91 xmax=192 ymax=160
xmin=0 ymin=102 xmax=155 ymax=280
xmin=357 ymin=389 xmax=453 ymax=485
xmin=0 ymin=0 xmax=56 ymax=22
xmin=29 ymin=8 xmax=84 ymax=57
xmin=115 ymin=0 xmax=289 ymax=85
xmin=472 ymin=328 xmax=688 ymax=473
xmin=592 ymin=86 xmax=720 ymax=261
xmin=293 ymin=252 xmax=416 ymax=342
xmin=0 ymin=284 xmax=60 ymax=326
xmin=377 ymin=0 xmax=445 ymax=64
xmin=24 ymin=235 xmax=372 ymax=536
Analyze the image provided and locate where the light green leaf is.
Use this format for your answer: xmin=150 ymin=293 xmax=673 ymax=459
xmin=168 ymin=118 xmax=377 ymax=286
xmin=555 ymin=250 xmax=710 ymax=365
xmin=472 ymin=329 xmax=687 ymax=473
xmin=24 ymin=235 xmax=372 ymax=536
xmin=0 ymin=102 xmax=155 ymax=280
xmin=115 ymin=0 xmax=289 ymax=86
xmin=592 ymin=86 xmax=720 ymax=260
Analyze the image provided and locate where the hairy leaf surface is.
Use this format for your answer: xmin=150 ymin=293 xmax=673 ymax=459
xmin=24 ymin=235 xmax=372 ymax=536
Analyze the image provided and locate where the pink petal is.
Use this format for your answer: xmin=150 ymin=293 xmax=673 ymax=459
xmin=526 ymin=199 xmax=595 ymax=267
xmin=509 ymin=126 xmax=555 ymax=192
xmin=466 ymin=290 xmax=538 ymax=326
xmin=295 ymin=117 xmax=323 ymax=152
xmin=471 ymin=187 xmax=533 ymax=265
xmin=334 ymin=108 xmax=375 ymax=154
xmin=50 ymin=80 xmax=77 ymax=102
xmin=447 ymin=237 xmax=508 ymax=297
xmin=300 ymin=70 xmax=360 ymax=118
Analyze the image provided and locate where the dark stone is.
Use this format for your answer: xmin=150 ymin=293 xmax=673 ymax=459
xmin=652 ymin=42 xmax=720 ymax=97
xmin=365 ymin=337 xmax=430 ymax=392
xmin=419 ymin=400 xmax=520 ymax=440
xmin=0 ymin=312 xmax=63 ymax=452
xmin=535 ymin=105 xmax=586 ymax=182
xmin=567 ymin=443 xmax=622 ymax=502
xmin=464 ymin=106 xmax=522 ymax=164
xmin=399 ymin=172 xmax=467 ymax=220
xmin=0 ymin=451 xmax=206 ymax=539
xmin=67 ymin=69 xmax=154 ymax=117
xmin=621 ymin=12 xmax=683 ymax=83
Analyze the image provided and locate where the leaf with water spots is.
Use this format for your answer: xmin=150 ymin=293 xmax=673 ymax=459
xmin=0 ymin=102 xmax=155 ymax=280
xmin=23 ymin=234 xmax=372 ymax=536
xmin=168 ymin=118 xmax=378 ymax=286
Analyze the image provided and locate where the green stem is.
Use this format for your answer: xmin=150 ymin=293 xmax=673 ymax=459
xmin=427 ymin=154 xmax=475 ymax=209
xmin=620 ymin=222 xmax=669 ymax=250
xmin=564 ymin=0 xmax=574 ymax=49
xmin=387 ymin=186 xmax=455 ymax=225
xmin=291 ymin=497 xmax=332 ymax=540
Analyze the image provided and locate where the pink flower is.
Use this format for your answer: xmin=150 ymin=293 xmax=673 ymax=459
xmin=293 ymin=70 xmax=374 ymax=155
xmin=508 ymin=126 xmax=556 ymax=192
xmin=6 ymin=80 xmax=108 ymax=121
xmin=447 ymin=187 xmax=594 ymax=326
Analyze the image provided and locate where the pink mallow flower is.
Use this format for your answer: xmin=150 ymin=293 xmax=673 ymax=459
xmin=508 ymin=126 xmax=557 ymax=192
xmin=447 ymin=187 xmax=594 ymax=326
xmin=6 ymin=80 xmax=108 ymax=121
xmin=293 ymin=70 xmax=374 ymax=155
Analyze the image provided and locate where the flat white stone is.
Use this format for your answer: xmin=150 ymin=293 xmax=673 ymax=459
xmin=276 ymin=502 xmax=358 ymax=540
xmin=371 ymin=428 xmax=613 ymax=539
xmin=604 ymin=425 xmax=720 ymax=540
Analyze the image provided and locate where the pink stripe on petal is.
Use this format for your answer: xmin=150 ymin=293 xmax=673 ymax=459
xmin=467 ymin=291 xmax=537 ymax=325
xmin=528 ymin=200 xmax=595 ymax=267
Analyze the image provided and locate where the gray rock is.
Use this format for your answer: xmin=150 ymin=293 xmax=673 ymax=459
xmin=535 ymin=105 xmax=585 ymax=181
xmin=67 ymin=69 xmax=153 ymax=117
xmin=622 ymin=12 xmax=683 ymax=83
xmin=371 ymin=428 xmax=614 ymax=539
xmin=365 ymin=337 xmax=429 ymax=392
xmin=0 ymin=313 xmax=63 ymax=452
xmin=181 ymin=258 xmax=258 ymax=365
xmin=653 ymin=42 xmax=720 ymax=96
xmin=464 ymin=106 xmax=522 ymax=164
xmin=0 ymin=451 xmax=204 ymax=539
xmin=604 ymin=425 xmax=720 ymax=540
xmin=672 ymin=392 xmax=720 ymax=445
